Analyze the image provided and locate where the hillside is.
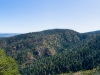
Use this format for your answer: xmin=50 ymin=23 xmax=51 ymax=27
xmin=86 ymin=30 xmax=100 ymax=34
xmin=0 ymin=29 xmax=100 ymax=75
xmin=19 ymin=34 xmax=100 ymax=75
xmin=0 ymin=29 xmax=82 ymax=63
xmin=0 ymin=29 xmax=93 ymax=63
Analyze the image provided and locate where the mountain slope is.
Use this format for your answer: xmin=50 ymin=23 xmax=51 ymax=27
xmin=0 ymin=29 xmax=100 ymax=75
xmin=0 ymin=29 xmax=99 ymax=64
xmin=86 ymin=30 xmax=100 ymax=34
xmin=0 ymin=29 xmax=82 ymax=62
xmin=20 ymin=35 xmax=100 ymax=75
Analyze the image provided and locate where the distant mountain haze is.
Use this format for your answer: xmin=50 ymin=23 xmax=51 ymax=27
xmin=0 ymin=33 xmax=20 ymax=38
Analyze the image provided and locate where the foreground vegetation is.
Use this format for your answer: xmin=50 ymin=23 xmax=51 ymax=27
xmin=59 ymin=68 xmax=100 ymax=75
xmin=0 ymin=49 xmax=21 ymax=75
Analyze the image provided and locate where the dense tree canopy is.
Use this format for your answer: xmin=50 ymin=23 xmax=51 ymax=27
xmin=0 ymin=49 xmax=21 ymax=75
xmin=0 ymin=29 xmax=100 ymax=75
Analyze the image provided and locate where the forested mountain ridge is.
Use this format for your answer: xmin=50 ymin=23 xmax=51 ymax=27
xmin=19 ymin=34 xmax=100 ymax=75
xmin=21 ymin=36 xmax=100 ymax=75
xmin=0 ymin=29 xmax=80 ymax=57
xmin=86 ymin=30 xmax=100 ymax=34
xmin=0 ymin=29 xmax=99 ymax=63
xmin=0 ymin=29 xmax=95 ymax=62
xmin=0 ymin=29 xmax=100 ymax=75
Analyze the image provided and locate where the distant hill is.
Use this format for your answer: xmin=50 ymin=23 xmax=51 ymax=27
xmin=0 ymin=29 xmax=84 ymax=65
xmin=85 ymin=30 xmax=100 ymax=34
xmin=19 ymin=33 xmax=100 ymax=75
xmin=0 ymin=29 xmax=88 ymax=59
xmin=0 ymin=29 xmax=100 ymax=75
xmin=0 ymin=33 xmax=19 ymax=38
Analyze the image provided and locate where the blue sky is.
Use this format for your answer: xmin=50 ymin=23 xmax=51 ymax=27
xmin=0 ymin=0 xmax=100 ymax=33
